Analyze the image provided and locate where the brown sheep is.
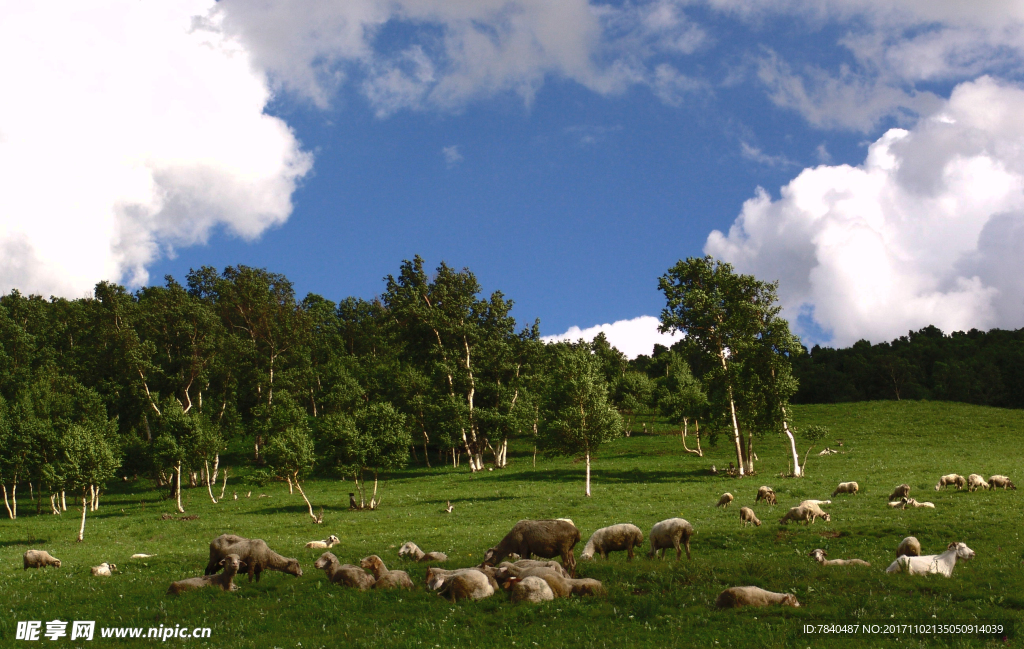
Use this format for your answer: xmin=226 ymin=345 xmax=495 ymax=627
xmin=988 ymin=475 xmax=1016 ymax=490
xmin=888 ymin=484 xmax=911 ymax=501
xmin=739 ymin=506 xmax=761 ymax=527
xmin=831 ymin=481 xmax=859 ymax=497
xmin=580 ymin=524 xmax=644 ymax=561
xmin=314 ymin=552 xmax=375 ymax=590
xmin=359 ymin=555 xmax=414 ymax=590
xmin=716 ymin=586 xmax=800 ymax=608
xmin=23 ymin=550 xmax=61 ymax=570
xmin=205 ymin=534 xmax=302 ymax=582
xmin=436 ymin=569 xmax=498 ymax=602
xmin=481 ymin=519 xmax=581 ymax=577
xmin=398 ymin=541 xmax=448 ymax=562
xmin=168 ymin=554 xmax=246 ymax=595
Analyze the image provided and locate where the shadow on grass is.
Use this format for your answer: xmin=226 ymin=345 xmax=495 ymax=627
xmin=0 ymin=539 xmax=43 ymax=548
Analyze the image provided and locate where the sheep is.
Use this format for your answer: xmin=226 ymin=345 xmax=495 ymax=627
xmin=648 ymin=518 xmax=694 ymax=560
xmin=397 ymin=541 xmax=448 ymax=563
xmin=304 ymin=535 xmax=340 ymax=549
xmin=905 ymin=498 xmax=935 ymax=508
xmin=313 ymin=552 xmax=375 ymax=590
xmin=809 ymin=548 xmax=870 ymax=567
xmin=425 ymin=567 xmax=495 ymax=590
xmin=496 ymin=566 xmax=604 ymax=598
xmin=739 ymin=507 xmax=761 ymax=527
xmin=967 ymin=474 xmax=988 ymax=492
xmin=23 ymin=550 xmax=61 ymax=570
xmin=935 ymin=474 xmax=966 ymax=491
xmin=801 ymin=502 xmax=830 ymax=522
xmin=779 ymin=505 xmax=827 ymax=525
xmin=885 ymin=542 xmax=975 ymax=577
xmin=800 ymin=499 xmax=831 ymax=508
xmin=716 ymin=493 xmax=734 ymax=508
xmin=436 ymin=568 xmax=498 ymax=602
xmin=494 ymin=559 xmax=571 ymax=578
xmin=481 ymin=519 xmax=581 ymax=577
xmin=715 ymin=586 xmax=800 ymax=608
xmin=91 ymin=563 xmax=117 ymax=576
xmin=897 ymin=537 xmax=921 ymax=557
xmin=755 ymin=486 xmax=777 ymax=505
xmin=130 ymin=553 xmax=156 ymax=559
xmin=580 ymin=524 xmax=644 ymax=561
xmin=168 ymin=554 xmax=246 ymax=595
xmin=888 ymin=484 xmax=911 ymax=501
xmin=988 ymin=475 xmax=1016 ymax=490
xmin=359 ymin=555 xmax=414 ymax=590
xmin=888 ymin=498 xmax=908 ymax=509
xmin=205 ymin=534 xmax=302 ymax=582
xmin=505 ymin=575 xmax=555 ymax=603
xmin=832 ymin=481 xmax=859 ymax=497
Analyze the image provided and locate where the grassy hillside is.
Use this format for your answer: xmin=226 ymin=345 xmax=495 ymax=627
xmin=1 ymin=401 xmax=1022 ymax=648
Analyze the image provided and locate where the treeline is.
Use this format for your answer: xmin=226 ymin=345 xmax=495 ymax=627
xmin=786 ymin=325 xmax=1024 ymax=408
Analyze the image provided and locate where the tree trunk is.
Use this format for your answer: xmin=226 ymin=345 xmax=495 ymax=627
xmin=61 ymin=490 xmax=66 ymax=511
xmin=370 ymin=471 xmax=379 ymax=509
xmin=585 ymin=452 xmax=591 ymax=497
xmin=681 ymin=418 xmax=703 ymax=456
xmin=211 ymin=453 xmax=220 ymax=485
xmin=205 ymin=460 xmax=217 ymax=503
xmin=175 ymin=463 xmax=184 ymax=514
xmin=286 ymin=475 xmax=294 ymax=495
xmin=2 ymin=485 xmax=12 ymax=519
xmin=533 ymin=445 xmax=537 ymax=468
xmin=11 ymin=480 xmax=16 ymax=519
xmin=293 ymin=472 xmax=318 ymax=523
xmin=50 ymin=494 xmax=60 ymax=515
xmin=422 ymin=428 xmax=431 ymax=468
xmin=782 ymin=415 xmax=801 ymax=477
xmin=720 ymin=352 xmax=745 ymax=476
xmin=77 ymin=491 xmax=87 ymax=542
xmin=219 ymin=468 xmax=229 ymax=500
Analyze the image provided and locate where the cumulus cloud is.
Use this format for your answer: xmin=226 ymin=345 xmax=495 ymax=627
xmin=0 ymin=1 xmax=311 ymax=298
xmin=442 ymin=145 xmax=464 ymax=167
xmin=706 ymin=76 xmax=1024 ymax=347
xmin=543 ymin=315 xmax=680 ymax=359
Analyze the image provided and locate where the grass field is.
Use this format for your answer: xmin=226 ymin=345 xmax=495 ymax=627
xmin=2 ymin=401 xmax=1023 ymax=648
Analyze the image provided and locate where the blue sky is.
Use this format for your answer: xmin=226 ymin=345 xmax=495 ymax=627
xmin=3 ymin=1 xmax=1024 ymax=355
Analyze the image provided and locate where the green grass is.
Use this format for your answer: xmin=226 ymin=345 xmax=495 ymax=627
xmin=1 ymin=401 xmax=1023 ymax=648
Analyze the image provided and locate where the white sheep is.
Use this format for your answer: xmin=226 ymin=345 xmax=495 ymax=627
xmin=967 ymin=474 xmax=988 ymax=492
xmin=888 ymin=484 xmax=911 ymax=501
xmin=398 ymin=541 xmax=448 ymax=563
xmin=800 ymin=499 xmax=831 ymax=508
xmin=168 ymin=554 xmax=246 ymax=595
xmin=897 ymin=536 xmax=921 ymax=557
xmin=23 ymin=550 xmax=61 ymax=570
xmin=988 ymin=475 xmax=1016 ymax=490
xmin=506 ymin=575 xmax=555 ymax=603
xmin=715 ymin=586 xmax=800 ymax=608
xmin=779 ymin=505 xmax=828 ymax=525
xmin=304 ymin=535 xmax=340 ymax=549
xmin=580 ymin=524 xmax=644 ymax=560
xmin=935 ymin=474 xmax=966 ymax=491
xmin=905 ymin=498 xmax=935 ymax=508
xmin=436 ymin=569 xmax=498 ymax=602
xmin=716 ymin=493 xmax=734 ymax=508
xmin=130 ymin=553 xmax=156 ymax=559
xmin=755 ymin=486 xmax=777 ymax=505
xmin=739 ymin=507 xmax=761 ymax=527
xmin=809 ymin=548 xmax=870 ymax=567
xmin=831 ymin=481 xmax=859 ymax=497
xmin=91 ymin=563 xmax=116 ymax=576
xmin=888 ymin=498 xmax=908 ymax=509
xmin=885 ymin=542 xmax=975 ymax=577
xmin=648 ymin=518 xmax=694 ymax=560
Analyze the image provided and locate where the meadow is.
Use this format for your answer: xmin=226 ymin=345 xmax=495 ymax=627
xmin=1 ymin=400 xmax=1022 ymax=648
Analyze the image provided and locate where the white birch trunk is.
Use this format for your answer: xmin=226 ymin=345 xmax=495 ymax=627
xmin=2 ymin=485 xmax=12 ymax=519
xmin=50 ymin=494 xmax=60 ymax=515
xmin=782 ymin=418 xmax=801 ymax=477
xmin=205 ymin=460 xmax=217 ymax=503
xmin=293 ymin=473 xmax=317 ymax=522
xmin=11 ymin=481 xmax=16 ymax=519
xmin=211 ymin=453 xmax=219 ymax=485
xmin=286 ymin=475 xmax=294 ymax=495
xmin=585 ymin=452 xmax=591 ymax=497
xmin=219 ymin=468 xmax=229 ymax=500
xmin=77 ymin=492 xmax=87 ymax=542
xmin=61 ymin=490 xmax=66 ymax=511
xmin=175 ymin=463 xmax=184 ymax=514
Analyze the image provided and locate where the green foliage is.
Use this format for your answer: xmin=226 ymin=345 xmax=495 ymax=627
xmin=540 ymin=343 xmax=623 ymax=457
xmin=803 ymin=424 xmax=830 ymax=442
xmin=655 ymin=353 xmax=708 ymax=426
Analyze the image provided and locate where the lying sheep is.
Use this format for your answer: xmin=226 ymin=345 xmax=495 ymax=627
xmin=436 ymin=569 xmax=498 ymax=602
xmin=130 ymin=553 xmax=156 ymax=559
xmin=809 ymin=548 xmax=870 ymax=566
xmin=314 ymin=552 xmax=375 ymax=590
xmin=935 ymin=474 xmax=966 ymax=491
xmin=91 ymin=563 xmax=116 ymax=576
xmin=359 ymin=555 xmax=413 ymax=590
xmin=482 ymin=519 xmax=580 ymax=577
xmin=886 ymin=542 xmax=975 ymax=577
xmin=888 ymin=484 xmax=911 ymax=501
xmin=580 ymin=524 xmax=644 ymax=561
xmin=305 ymin=535 xmax=340 ymax=549
xmin=23 ymin=550 xmax=61 ymax=570
xmin=715 ymin=586 xmax=800 ymax=608
xmin=905 ymin=498 xmax=935 ymax=509
xmin=497 ymin=566 xmax=604 ymax=598
xmin=426 ymin=567 xmax=493 ymax=590
xmin=779 ymin=505 xmax=827 ymax=525
xmin=716 ymin=493 xmax=734 ymax=508
xmin=755 ymin=486 xmax=777 ymax=506
xmin=888 ymin=499 xmax=907 ymax=509
xmin=739 ymin=507 xmax=761 ymax=527
xmin=205 ymin=534 xmax=302 ymax=582
xmin=495 ymin=559 xmax=570 ymax=579
xmin=832 ymin=482 xmax=859 ymax=497
xmin=988 ymin=475 xmax=1016 ymax=490
xmin=168 ymin=554 xmax=245 ymax=595
xmin=967 ymin=474 xmax=988 ymax=492
xmin=648 ymin=518 xmax=694 ymax=560
xmin=505 ymin=575 xmax=555 ymax=603
xmin=897 ymin=536 xmax=921 ymax=557
xmin=398 ymin=541 xmax=448 ymax=563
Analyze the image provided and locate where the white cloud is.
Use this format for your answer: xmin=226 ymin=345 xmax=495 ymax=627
xmin=705 ymin=76 xmax=1024 ymax=346
xmin=0 ymin=1 xmax=311 ymax=298
xmin=543 ymin=315 xmax=680 ymax=359
xmin=740 ymin=141 xmax=797 ymax=168
xmin=442 ymin=145 xmax=464 ymax=166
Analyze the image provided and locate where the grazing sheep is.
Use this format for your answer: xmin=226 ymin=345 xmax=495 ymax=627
xmin=715 ymin=586 xmax=800 ymax=608
xmin=832 ymin=482 xmax=859 ymax=497
xmin=481 ymin=519 xmax=581 ymax=577
xmin=580 ymin=524 xmax=644 ymax=561
xmin=809 ymin=549 xmax=870 ymax=567
xmin=988 ymin=475 xmax=1016 ymax=490
xmin=648 ymin=518 xmax=694 ymax=560
xmin=886 ymin=542 xmax=975 ymax=577
xmin=23 ymin=550 xmax=61 ymax=570
xmin=897 ymin=537 xmax=921 ymax=557
xmin=779 ymin=505 xmax=827 ymax=525
xmin=716 ymin=493 xmax=734 ymax=508
xmin=755 ymin=486 xmax=777 ymax=506
xmin=436 ymin=569 xmax=498 ymax=602
xmin=305 ymin=535 xmax=340 ymax=549
xmin=967 ymin=474 xmax=988 ymax=492
xmin=801 ymin=502 xmax=831 ymax=523
xmin=205 ymin=534 xmax=302 ymax=582
xmin=130 ymin=553 xmax=156 ymax=559
xmin=505 ymin=575 xmax=555 ymax=603
xmin=888 ymin=484 xmax=911 ymax=501
xmin=168 ymin=554 xmax=245 ymax=595
xmin=739 ymin=507 xmax=761 ymax=527
xmin=398 ymin=541 xmax=448 ymax=563
xmin=91 ymin=563 xmax=116 ymax=576
xmin=935 ymin=474 xmax=966 ymax=491
xmin=359 ymin=555 xmax=414 ymax=590
xmin=314 ymin=552 xmax=375 ymax=590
